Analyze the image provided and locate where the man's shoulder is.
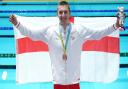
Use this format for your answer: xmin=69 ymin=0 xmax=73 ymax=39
xmin=48 ymin=23 xmax=58 ymax=29
xmin=46 ymin=23 xmax=58 ymax=33
xmin=73 ymin=22 xmax=83 ymax=30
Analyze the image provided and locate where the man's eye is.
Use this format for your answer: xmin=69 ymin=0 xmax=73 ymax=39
xmin=59 ymin=11 xmax=68 ymax=14
xmin=64 ymin=11 xmax=68 ymax=14
xmin=59 ymin=11 xmax=63 ymax=14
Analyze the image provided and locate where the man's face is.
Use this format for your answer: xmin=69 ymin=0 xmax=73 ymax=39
xmin=57 ymin=5 xmax=70 ymax=25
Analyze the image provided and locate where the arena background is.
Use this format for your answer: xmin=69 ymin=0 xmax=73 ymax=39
xmin=0 ymin=0 xmax=128 ymax=89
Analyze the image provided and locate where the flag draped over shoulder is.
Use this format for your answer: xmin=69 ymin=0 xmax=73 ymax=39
xmin=14 ymin=15 xmax=119 ymax=84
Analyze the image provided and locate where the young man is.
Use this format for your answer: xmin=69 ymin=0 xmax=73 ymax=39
xmin=10 ymin=1 xmax=121 ymax=89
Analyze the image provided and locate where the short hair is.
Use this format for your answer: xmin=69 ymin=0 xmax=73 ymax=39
xmin=58 ymin=1 xmax=70 ymax=12
xmin=59 ymin=0 xmax=69 ymax=5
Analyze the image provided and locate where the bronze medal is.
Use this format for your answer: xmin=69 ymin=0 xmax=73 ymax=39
xmin=63 ymin=53 xmax=67 ymax=61
xmin=58 ymin=24 xmax=71 ymax=61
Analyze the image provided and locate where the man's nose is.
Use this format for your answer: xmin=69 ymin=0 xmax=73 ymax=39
xmin=62 ymin=12 xmax=66 ymax=17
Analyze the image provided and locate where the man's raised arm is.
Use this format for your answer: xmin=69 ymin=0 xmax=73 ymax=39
xmin=9 ymin=14 xmax=50 ymax=43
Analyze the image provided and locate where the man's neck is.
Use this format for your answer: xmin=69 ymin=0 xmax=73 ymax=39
xmin=60 ymin=22 xmax=70 ymax=30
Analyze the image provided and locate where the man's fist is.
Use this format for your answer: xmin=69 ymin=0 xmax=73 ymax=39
xmin=9 ymin=14 xmax=18 ymax=26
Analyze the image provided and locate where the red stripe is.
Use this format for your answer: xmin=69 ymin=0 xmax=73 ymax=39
xmin=17 ymin=36 xmax=119 ymax=54
xmin=82 ymin=36 xmax=119 ymax=53
xmin=17 ymin=37 xmax=48 ymax=54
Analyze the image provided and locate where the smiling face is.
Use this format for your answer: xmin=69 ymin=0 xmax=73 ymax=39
xmin=57 ymin=5 xmax=70 ymax=26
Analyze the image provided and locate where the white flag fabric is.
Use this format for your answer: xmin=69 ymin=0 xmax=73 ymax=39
xmin=14 ymin=15 xmax=119 ymax=84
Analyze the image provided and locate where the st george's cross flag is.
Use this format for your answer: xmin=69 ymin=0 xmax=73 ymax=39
xmin=14 ymin=15 xmax=119 ymax=84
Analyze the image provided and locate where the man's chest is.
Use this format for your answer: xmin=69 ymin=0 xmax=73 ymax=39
xmin=49 ymin=30 xmax=80 ymax=48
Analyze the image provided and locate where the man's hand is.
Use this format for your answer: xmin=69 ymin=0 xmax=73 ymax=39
xmin=9 ymin=14 xmax=18 ymax=26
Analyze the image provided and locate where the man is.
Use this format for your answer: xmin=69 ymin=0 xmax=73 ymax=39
xmin=10 ymin=1 xmax=122 ymax=89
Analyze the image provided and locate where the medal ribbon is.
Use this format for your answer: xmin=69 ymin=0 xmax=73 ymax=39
xmin=59 ymin=24 xmax=71 ymax=54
